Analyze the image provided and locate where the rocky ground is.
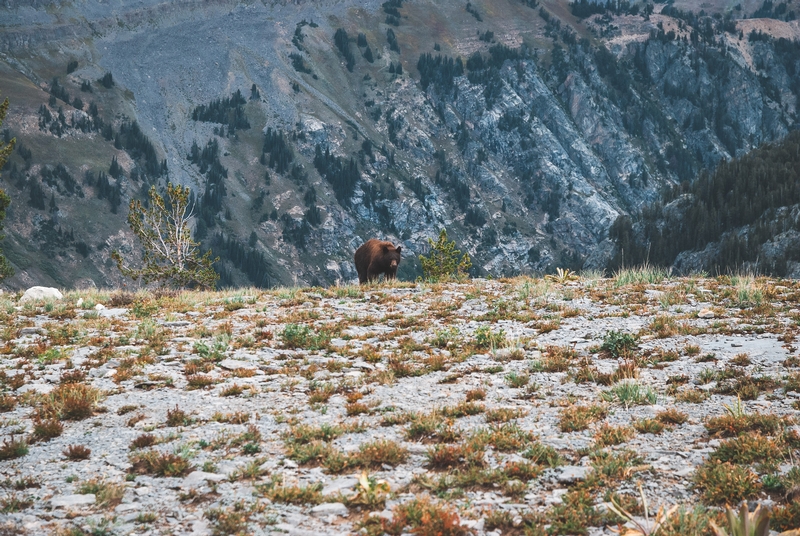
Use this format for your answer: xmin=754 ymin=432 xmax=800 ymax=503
xmin=1 ymin=271 xmax=800 ymax=535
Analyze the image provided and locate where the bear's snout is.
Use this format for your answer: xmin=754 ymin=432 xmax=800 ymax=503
xmin=390 ymin=260 xmax=398 ymax=268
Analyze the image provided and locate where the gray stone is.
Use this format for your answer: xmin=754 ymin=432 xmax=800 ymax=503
xmin=321 ymin=476 xmax=359 ymax=496
xmin=556 ymin=466 xmax=590 ymax=483
xmin=98 ymin=308 xmax=128 ymax=318
xmin=162 ymin=320 xmax=191 ymax=327
xmin=16 ymin=382 xmax=53 ymax=394
xmin=50 ymin=494 xmax=96 ymax=508
xmin=19 ymin=286 xmax=63 ymax=303
xmin=181 ymin=471 xmax=227 ymax=489
xmin=218 ymin=359 xmax=256 ymax=371
xmin=114 ymin=503 xmax=141 ymax=514
xmin=216 ymin=461 xmax=239 ymax=475
xmin=310 ymin=502 xmax=348 ymax=518
xmin=19 ymin=327 xmax=46 ymax=336
xmin=272 ymin=524 xmax=319 ymax=536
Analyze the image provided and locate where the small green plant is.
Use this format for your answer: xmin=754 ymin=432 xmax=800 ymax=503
xmin=78 ymin=478 xmax=124 ymax=507
xmin=165 ymin=405 xmax=191 ymax=427
xmin=505 ymin=371 xmax=530 ymax=388
xmin=601 ymin=330 xmax=638 ymax=358
xmin=601 ymin=381 xmax=658 ymax=408
xmin=260 ymin=477 xmax=323 ymax=505
xmin=346 ymin=472 xmax=390 ymax=510
xmin=280 ymin=324 xmax=330 ymax=350
xmin=633 ymin=418 xmax=665 ymax=434
xmin=129 ymin=449 xmax=192 ymax=477
xmin=613 ymin=264 xmax=669 ymax=287
xmin=419 ymin=229 xmax=472 ymax=282
xmin=594 ymin=423 xmax=635 ymax=447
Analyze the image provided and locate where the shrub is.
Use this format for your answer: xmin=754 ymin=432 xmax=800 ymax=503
xmin=129 ymin=450 xmax=192 ymax=477
xmin=378 ymin=496 xmax=470 ymax=536
xmin=62 ymin=444 xmax=91 ymax=460
xmin=112 ymin=183 xmax=219 ymax=289
xmin=601 ymin=330 xmax=638 ymax=358
xmin=0 ymin=436 xmax=27 ymax=461
xmin=693 ymin=460 xmax=761 ymax=505
xmin=41 ymin=382 xmax=102 ymax=421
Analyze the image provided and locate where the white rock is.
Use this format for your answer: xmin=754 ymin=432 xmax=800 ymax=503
xmin=697 ymin=309 xmax=715 ymax=319
xmin=191 ymin=519 xmax=212 ymax=535
xmin=94 ymin=303 xmax=106 ymax=310
xmin=50 ymin=494 xmax=96 ymax=508
xmin=310 ymin=502 xmax=348 ymax=518
xmin=76 ymin=298 xmax=84 ymax=307
xmin=181 ymin=471 xmax=226 ymax=489
xmin=19 ymin=286 xmax=63 ymax=303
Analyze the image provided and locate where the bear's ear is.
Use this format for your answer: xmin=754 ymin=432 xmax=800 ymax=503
xmin=382 ymin=244 xmax=389 ymax=253
xmin=395 ymin=246 xmax=402 ymax=254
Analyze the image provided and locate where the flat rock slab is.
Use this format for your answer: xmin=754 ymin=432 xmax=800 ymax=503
xmin=218 ymin=359 xmax=257 ymax=370
xmin=181 ymin=470 xmax=227 ymax=489
xmin=310 ymin=502 xmax=349 ymax=518
xmin=51 ymin=494 xmax=96 ymax=508
xmin=556 ymin=466 xmax=590 ymax=483
xmin=19 ymin=327 xmax=47 ymax=336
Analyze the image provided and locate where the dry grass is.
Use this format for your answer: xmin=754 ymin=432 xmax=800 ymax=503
xmin=62 ymin=444 xmax=91 ymax=460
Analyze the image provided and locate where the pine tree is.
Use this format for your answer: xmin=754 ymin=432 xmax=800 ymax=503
xmin=419 ymin=229 xmax=471 ymax=282
xmin=0 ymin=93 xmax=14 ymax=279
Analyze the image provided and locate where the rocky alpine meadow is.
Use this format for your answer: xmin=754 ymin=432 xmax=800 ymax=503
xmin=2 ymin=270 xmax=800 ymax=535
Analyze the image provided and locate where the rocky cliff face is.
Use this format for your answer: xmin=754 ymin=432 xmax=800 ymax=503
xmin=0 ymin=0 xmax=799 ymax=289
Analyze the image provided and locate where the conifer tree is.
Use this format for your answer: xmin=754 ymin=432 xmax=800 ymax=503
xmin=0 ymin=94 xmax=14 ymax=279
xmin=419 ymin=229 xmax=471 ymax=282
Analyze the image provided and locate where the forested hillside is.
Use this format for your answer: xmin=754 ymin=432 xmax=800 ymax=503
xmin=612 ymin=131 xmax=800 ymax=276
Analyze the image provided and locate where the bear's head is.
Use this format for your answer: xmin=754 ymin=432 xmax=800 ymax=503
xmin=384 ymin=243 xmax=402 ymax=269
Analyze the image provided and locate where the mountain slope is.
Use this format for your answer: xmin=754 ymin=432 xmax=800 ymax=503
xmin=1 ymin=0 xmax=799 ymax=289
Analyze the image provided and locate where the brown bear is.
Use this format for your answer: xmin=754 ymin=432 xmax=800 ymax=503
xmin=354 ymin=239 xmax=402 ymax=284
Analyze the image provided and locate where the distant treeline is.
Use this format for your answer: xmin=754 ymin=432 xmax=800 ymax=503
xmin=191 ymin=90 xmax=250 ymax=134
xmin=611 ymin=131 xmax=800 ymax=273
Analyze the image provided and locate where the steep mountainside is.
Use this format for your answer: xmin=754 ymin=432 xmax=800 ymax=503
xmin=0 ymin=0 xmax=799 ymax=289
